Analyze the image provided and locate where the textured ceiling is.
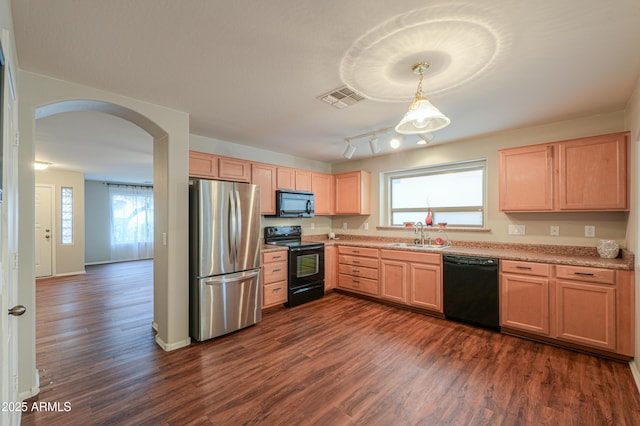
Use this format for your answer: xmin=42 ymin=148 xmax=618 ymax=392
xmin=12 ymin=0 xmax=640 ymax=182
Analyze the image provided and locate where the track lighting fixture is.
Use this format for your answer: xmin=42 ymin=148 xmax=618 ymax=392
xmin=369 ymin=134 xmax=380 ymax=154
xmin=343 ymin=140 xmax=356 ymax=159
xmin=417 ymin=133 xmax=434 ymax=145
xmin=389 ymin=135 xmax=402 ymax=149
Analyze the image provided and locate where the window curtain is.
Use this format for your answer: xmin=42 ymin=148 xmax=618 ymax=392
xmin=109 ymin=185 xmax=154 ymax=262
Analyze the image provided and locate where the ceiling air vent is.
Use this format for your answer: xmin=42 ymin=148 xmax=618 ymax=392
xmin=317 ymin=86 xmax=365 ymax=109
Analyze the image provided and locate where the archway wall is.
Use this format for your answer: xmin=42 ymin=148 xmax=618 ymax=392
xmin=17 ymin=70 xmax=190 ymax=396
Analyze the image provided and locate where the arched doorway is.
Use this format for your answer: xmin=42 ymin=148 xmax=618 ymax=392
xmin=17 ymin=71 xmax=190 ymax=399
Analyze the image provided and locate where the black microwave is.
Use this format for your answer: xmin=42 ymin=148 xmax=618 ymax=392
xmin=271 ymin=190 xmax=314 ymax=218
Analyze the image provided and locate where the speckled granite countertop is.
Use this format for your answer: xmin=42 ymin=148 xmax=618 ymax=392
xmin=297 ymin=234 xmax=634 ymax=270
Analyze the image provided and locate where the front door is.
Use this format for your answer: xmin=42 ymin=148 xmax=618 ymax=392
xmin=35 ymin=185 xmax=53 ymax=278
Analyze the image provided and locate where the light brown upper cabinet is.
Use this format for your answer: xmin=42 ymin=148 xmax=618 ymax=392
xmin=334 ymin=171 xmax=371 ymax=215
xmin=189 ymin=150 xmax=251 ymax=183
xmin=276 ymin=167 xmax=295 ymax=190
xmin=189 ymin=150 xmax=218 ymax=179
xmin=311 ymin=172 xmax=334 ymax=215
xmin=251 ymin=163 xmax=277 ymax=215
xmin=295 ymin=170 xmax=312 ymax=192
xmin=218 ymin=156 xmax=251 ymax=182
xmin=557 ymin=133 xmax=628 ymax=210
xmin=499 ymin=131 xmax=629 ymax=212
xmin=499 ymin=144 xmax=554 ymax=211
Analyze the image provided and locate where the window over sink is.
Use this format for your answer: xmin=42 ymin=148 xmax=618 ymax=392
xmin=384 ymin=159 xmax=486 ymax=227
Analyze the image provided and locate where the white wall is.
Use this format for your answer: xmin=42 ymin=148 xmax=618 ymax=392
xmin=85 ymin=180 xmax=111 ymax=264
xmin=331 ymin=111 xmax=629 ymax=247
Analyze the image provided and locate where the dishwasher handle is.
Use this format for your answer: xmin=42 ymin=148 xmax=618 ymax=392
xmin=443 ymin=255 xmax=498 ymax=267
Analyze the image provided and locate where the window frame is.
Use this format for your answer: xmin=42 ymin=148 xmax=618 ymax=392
xmin=383 ymin=159 xmax=487 ymax=228
xmin=61 ymin=186 xmax=73 ymax=245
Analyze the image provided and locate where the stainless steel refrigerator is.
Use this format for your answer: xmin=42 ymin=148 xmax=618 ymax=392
xmin=189 ymin=179 xmax=262 ymax=341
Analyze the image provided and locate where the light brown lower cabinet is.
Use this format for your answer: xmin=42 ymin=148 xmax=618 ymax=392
xmin=500 ymin=261 xmax=634 ymax=357
xmin=500 ymin=260 xmax=551 ymax=335
xmin=379 ymin=249 xmax=442 ymax=313
xmin=337 ymin=246 xmax=379 ymax=296
xmin=262 ymin=251 xmax=288 ymax=308
xmin=324 ymin=245 xmax=337 ymax=291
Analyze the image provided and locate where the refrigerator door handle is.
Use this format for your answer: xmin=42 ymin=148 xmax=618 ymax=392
xmin=234 ymin=189 xmax=242 ymax=250
xmin=203 ymin=269 xmax=260 ymax=285
xmin=229 ymin=190 xmax=237 ymax=264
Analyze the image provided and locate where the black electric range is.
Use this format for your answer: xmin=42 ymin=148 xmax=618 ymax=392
xmin=264 ymin=226 xmax=325 ymax=307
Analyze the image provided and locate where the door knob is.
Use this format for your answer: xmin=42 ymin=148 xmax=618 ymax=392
xmin=8 ymin=305 xmax=26 ymax=316
xmin=45 ymin=235 xmax=50 ymax=240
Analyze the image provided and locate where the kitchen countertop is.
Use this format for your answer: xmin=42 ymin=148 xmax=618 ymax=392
xmin=299 ymin=235 xmax=635 ymax=271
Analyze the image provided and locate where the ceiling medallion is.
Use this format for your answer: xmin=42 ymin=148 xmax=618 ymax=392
xmin=339 ymin=2 xmax=514 ymax=102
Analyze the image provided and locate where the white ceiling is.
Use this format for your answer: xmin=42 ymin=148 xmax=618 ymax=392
xmin=12 ymin=0 xmax=640 ymax=183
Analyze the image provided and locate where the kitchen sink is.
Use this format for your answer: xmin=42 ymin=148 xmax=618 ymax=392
xmin=384 ymin=242 xmax=449 ymax=249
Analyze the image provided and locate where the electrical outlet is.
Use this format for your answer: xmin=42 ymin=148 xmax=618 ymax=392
xmin=508 ymin=224 xmax=526 ymax=235
xmin=342 ymin=222 xmax=348 ymax=230
xmin=585 ymin=225 xmax=595 ymax=237
xmin=364 ymin=223 xmax=369 ymax=231
xmin=310 ymin=222 xmax=315 ymax=229
xmin=550 ymin=226 xmax=559 ymax=236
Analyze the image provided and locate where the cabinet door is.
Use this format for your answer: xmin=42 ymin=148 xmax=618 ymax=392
xmin=380 ymin=259 xmax=407 ymax=303
xmin=324 ymin=245 xmax=337 ymax=291
xmin=557 ymin=132 xmax=628 ymax=211
xmin=295 ymin=169 xmax=312 ymax=192
xmin=311 ymin=172 xmax=333 ymax=215
xmin=498 ymin=144 xmax=554 ymax=211
xmin=276 ymin=167 xmax=295 ymax=190
xmin=251 ymin=163 xmax=277 ymax=215
xmin=555 ymin=280 xmax=616 ymax=351
xmin=409 ymin=262 xmax=442 ymax=312
xmin=334 ymin=171 xmax=371 ymax=215
xmin=218 ymin=157 xmax=251 ymax=182
xmin=189 ymin=151 xmax=218 ymax=179
xmin=500 ymin=274 xmax=549 ymax=335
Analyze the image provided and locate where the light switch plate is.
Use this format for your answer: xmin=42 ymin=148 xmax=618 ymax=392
xmin=550 ymin=226 xmax=559 ymax=236
xmin=508 ymin=224 xmax=526 ymax=235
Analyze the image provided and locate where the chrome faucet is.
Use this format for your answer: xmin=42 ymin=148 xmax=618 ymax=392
xmin=414 ymin=221 xmax=426 ymax=245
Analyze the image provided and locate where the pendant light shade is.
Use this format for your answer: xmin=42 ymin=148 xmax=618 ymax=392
xmin=395 ymin=62 xmax=450 ymax=135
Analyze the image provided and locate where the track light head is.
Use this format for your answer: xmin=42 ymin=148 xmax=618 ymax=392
xmin=369 ymin=134 xmax=380 ymax=154
xmin=343 ymin=141 xmax=356 ymax=159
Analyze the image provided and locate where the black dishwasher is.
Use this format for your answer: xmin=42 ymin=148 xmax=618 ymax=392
xmin=443 ymin=255 xmax=499 ymax=330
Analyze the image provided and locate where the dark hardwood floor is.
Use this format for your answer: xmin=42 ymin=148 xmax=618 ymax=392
xmin=22 ymin=260 xmax=640 ymax=425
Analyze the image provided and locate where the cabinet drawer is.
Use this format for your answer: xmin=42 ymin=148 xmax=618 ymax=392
xmin=338 ymin=274 xmax=379 ymax=295
xmin=380 ymin=249 xmax=441 ymax=265
xmin=263 ymin=261 xmax=288 ymax=283
xmin=501 ymin=260 xmax=550 ymax=277
xmin=555 ymin=265 xmax=615 ymax=285
xmin=339 ymin=255 xmax=378 ymax=269
xmin=338 ymin=246 xmax=378 ymax=258
xmin=263 ymin=281 xmax=288 ymax=306
xmin=338 ymin=263 xmax=379 ymax=280
xmin=263 ymin=251 xmax=288 ymax=263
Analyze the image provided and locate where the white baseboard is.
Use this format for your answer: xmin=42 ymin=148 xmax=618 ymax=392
xmin=18 ymin=369 xmax=40 ymax=400
xmin=154 ymin=335 xmax=191 ymax=351
xmin=630 ymin=360 xmax=640 ymax=394
xmin=53 ymin=270 xmax=86 ymax=277
xmin=151 ymin=321 xmax=158 ymax=332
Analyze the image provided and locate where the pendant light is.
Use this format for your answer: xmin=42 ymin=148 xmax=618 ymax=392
xmin=395 ymin=62 xmax=450 ymax=134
